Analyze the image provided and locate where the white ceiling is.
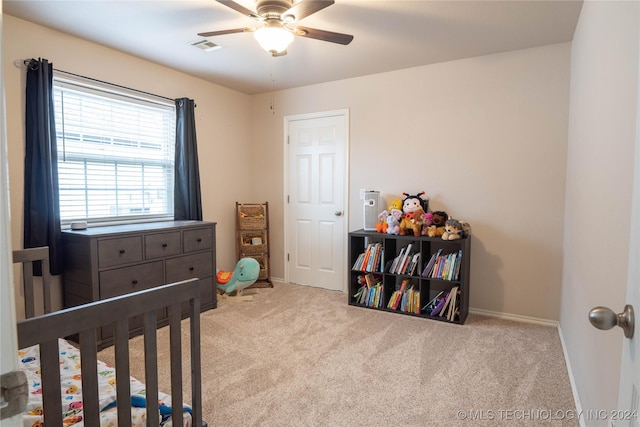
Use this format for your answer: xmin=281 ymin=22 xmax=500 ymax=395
xmin=3 ymin=0 xmax=583 ymax=95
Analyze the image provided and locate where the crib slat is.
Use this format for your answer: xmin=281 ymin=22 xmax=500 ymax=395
xmin=41 ymin=255 xmax=52 ymax=314
xmin=22 ymin=261 xmax=35 ymax=318
xmin=144 ymin=310 xmax=160 ymax=427
xmin=169 ymin=302 xmax=183 ymax=426
xmin=115 ymin=319 xmax=132 ymax=427
xmin=79 ymin=329 xmax=100 ymax=425
xmin=40 ymin=339 xmax=63 ymax=426
xmin=190 ymin=296 xmax=203 ymax=427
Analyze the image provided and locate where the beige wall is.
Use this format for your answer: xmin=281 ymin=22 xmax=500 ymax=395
xmin=561 ymin=1 xmax=638 ymax=416
xmin=3 ymin=15 xmax=252 ymax=318
xmin=252 ymin=43 xmax=571 ymax=320
xmin=5 ymin=13 xmax=574 ymax=321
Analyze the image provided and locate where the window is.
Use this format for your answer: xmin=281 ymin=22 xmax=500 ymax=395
xmin=53 ymin=75 xmax=175 ymax=225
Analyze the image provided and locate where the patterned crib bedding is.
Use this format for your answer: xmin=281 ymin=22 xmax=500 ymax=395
xmin=19 ymin=338 xmax=192 ymax=427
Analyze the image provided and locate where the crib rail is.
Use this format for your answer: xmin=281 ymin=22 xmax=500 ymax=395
xmin=16 ymin=278 xmax=203 ymax=427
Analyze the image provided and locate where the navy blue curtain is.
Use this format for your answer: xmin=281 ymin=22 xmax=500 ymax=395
xmin=174 ymin=98 xmax=202 ymax=221
xmin=24 ymin=58 xmax=63 ymax=275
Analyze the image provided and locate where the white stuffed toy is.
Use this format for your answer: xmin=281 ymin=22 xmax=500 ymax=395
xmin=386 ymin=209 xmax=403 ymax=235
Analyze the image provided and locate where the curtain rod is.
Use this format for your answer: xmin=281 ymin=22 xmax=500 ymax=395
xmin=23 ymin=58 xmax=181 ymax=104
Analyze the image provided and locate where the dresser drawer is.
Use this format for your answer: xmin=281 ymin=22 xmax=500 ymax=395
xmin=166 ymin=252 xmax=213 ymax=283
xmin=145 ymin=231 xmax=181 ymax=259
xmin=62 ymin=221 xmax=216 ymax=349
xmin=99 ymin=261 xmax=164 ymax=298
xmin=98 ymin=236 xmax=143 ymax=268
xmin=183 ymin=227 xmax=213 ymax=253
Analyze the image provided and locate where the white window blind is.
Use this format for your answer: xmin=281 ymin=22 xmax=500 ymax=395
xmin=53 ymin=75 xmax=175 ymax=224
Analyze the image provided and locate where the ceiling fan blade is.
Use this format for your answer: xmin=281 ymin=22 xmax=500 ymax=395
xmin=198 ymin=27 xmax=254 ymax=37
xmin=216 ymin=0 xmax=259 ymax=19
xmin=283 ymin=0 xmax=334 ymax=22
xmin=294 ymin=26 xmax=354 ymax=45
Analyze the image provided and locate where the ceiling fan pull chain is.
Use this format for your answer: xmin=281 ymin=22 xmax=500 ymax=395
xmin=269 ymin=57 xmax=276 ymax=115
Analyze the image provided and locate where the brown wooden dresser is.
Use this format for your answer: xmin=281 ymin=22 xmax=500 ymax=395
xmin=61 ymin=220 xmax=216 ymax=348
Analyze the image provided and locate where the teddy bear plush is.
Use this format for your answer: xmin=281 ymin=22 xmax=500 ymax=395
xmin=426 ymin=210 xmax=448 ymax=237
xmin=386 ymin=209 xmax=403 ymax=235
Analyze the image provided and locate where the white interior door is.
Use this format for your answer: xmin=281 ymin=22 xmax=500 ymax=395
xmin=0 ymin=7 xmax=22 ymax=426
xmin=617 ymin=27 xmax=640 ymax=423
xmin=285 ymin=110 xmax=348 ymax=291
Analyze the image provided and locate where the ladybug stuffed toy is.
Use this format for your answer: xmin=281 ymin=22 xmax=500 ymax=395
xmin=398 ymin=192 xmax=428 ymax=236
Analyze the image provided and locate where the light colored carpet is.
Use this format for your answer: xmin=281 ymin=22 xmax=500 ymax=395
xmin=99 ymin=282 xmax=578 ymax=426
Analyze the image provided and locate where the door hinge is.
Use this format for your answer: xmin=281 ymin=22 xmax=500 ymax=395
xmin=287 ymin=195 xmax=290 ymax=203
xmin=287 ymin=135 xmax=290 ymax=144
xmin=1 ymin=370 xmax=28 ymax=420
xmin=287 ymin=253 xmax=290 ymax=261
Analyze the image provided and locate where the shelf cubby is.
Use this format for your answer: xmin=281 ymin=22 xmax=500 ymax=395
xmin=348 ymin=229 xmax=470 ymax=324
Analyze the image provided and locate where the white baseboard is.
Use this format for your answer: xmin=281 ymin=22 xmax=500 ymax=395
xmin=469 ymin=307 xmax=558 ymax=327
xmin=469 ymin=308 xmax=584 ymax=427
xmin=557 ymin=324 xmax=585 ymax=427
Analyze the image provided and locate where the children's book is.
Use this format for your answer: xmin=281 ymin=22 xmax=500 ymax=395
xmin=446 ymin=286 xmax=459 ymax=320
xmin=422 ymin=249 xmax=442 ymax=277
xmin=431 ymin=292 xmax=449 ymax=315
xmin=437 ymin=290 xmax=454 ymax=317
xmin=422 ymin=290 xmax=443 ymax=311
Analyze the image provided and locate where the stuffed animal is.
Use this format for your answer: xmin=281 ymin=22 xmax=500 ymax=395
xmin=421 ymin=211 xmax=434 ymax=235
xmin=399 ymin=207 xmax=424 ymax=236
xmin=376 ymin=199 xmax=403 ymax=233
xmin=398 ymin=192 xmax=427 ymax=236
xmin=376 ymin=210 xmax=389 ymax=233
xmin=388 ymin=198 xmax=402 ymax=212
xmin=401 ymin=192 xmax=427 ymax=213
xmin=441 ymin=218 xmax=464 ymax=240
xmin=216 ymin=257 xmax=260 ymax=301
xmin=386 ymin=208 xmax=403 ymax=235
xmin=426 ymin=210 xmax=448 ymax=237
xmin=460 ymin=220 xmax=471 ymax=236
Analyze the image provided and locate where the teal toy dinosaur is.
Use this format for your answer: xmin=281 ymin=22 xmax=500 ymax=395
xmin=216 ymin=257 xmax=260 ymax=296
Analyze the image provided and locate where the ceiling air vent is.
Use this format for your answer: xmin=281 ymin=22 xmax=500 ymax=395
xmin=188 ymin=39 xmax=221 ymax=52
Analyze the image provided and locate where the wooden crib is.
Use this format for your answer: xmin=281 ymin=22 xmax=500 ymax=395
xmin=13 ymin=246 xmax=204 ymax=426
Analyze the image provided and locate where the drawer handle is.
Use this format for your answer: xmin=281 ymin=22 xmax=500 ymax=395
xmin=119 ymin=249 xmax=126 ymax=255
xmin=132 ymin=279 xmax=138 ymax=285
xmin=197 ymin=238 xmax=202 ymax=243
xmin=162 ymin=243 xmax=168 ymax=248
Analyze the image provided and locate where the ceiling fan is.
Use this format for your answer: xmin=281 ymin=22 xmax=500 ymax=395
xmin=198 ymin=0 xmax=354 ymax=56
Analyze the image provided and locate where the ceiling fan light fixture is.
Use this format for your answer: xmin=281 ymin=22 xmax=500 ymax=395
xmin=254 ymin=25 xmax=294 ymax=54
